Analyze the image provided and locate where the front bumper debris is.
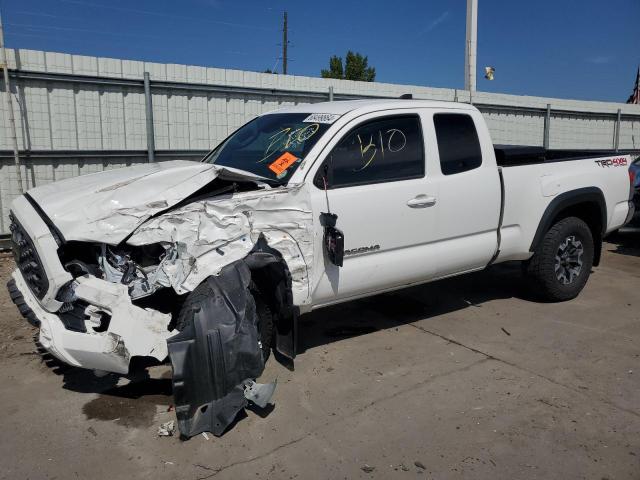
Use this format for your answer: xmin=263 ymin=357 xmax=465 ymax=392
xmin=9 ymin=269 xmax=172 ymax=374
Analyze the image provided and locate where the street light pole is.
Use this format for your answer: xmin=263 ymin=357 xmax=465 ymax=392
xmin=0 ymin=9 xmax=23 ymax=193
xmin=464 ymin=0 xmax=478 ymax=101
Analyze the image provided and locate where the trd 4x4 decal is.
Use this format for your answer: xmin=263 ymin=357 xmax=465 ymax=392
xmin=595 ymin=157 xmax=628 ymax=168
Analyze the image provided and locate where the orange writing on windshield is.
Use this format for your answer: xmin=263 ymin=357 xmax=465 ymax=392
xmin=268 ymin=152 xmax=298 ymax=175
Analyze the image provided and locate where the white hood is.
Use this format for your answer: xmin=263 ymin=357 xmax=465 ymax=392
xmin=26 ymin=160 xmax=267 ymax=244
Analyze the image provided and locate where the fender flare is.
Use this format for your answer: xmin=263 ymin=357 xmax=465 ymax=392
xmin=529 ymin=187 xmax=606 ymax=265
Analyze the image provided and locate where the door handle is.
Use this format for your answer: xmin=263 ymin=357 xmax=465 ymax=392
xmin=406 ymin=195 xmax=437 ymax=208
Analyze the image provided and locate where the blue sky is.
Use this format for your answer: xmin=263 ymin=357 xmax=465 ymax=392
xmin=2 ymin=0 xmax=639 ymax=102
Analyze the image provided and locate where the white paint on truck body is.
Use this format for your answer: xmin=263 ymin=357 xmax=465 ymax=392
xmin=497 ymin=159 xmax=632 ymax=262
xmin=7 ymin=99 xmax=633 ymax=373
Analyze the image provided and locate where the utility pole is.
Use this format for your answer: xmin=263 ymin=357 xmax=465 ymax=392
xmin=282 ymin=11 xmax=288 ymax=75
xmin=0 ymin=9 xmax=23 ymax=193
xmin=464 ymin=0 xmax=478 ymax=99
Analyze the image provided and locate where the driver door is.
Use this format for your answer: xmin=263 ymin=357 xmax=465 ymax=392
xmin=309 ymin=110 xmax=440 ymax=305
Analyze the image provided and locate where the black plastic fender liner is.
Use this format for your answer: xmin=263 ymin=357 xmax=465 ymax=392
xmin=167 ymin=261 xmax=265 ymax=438
xmin=244 ymin=236 xmax=298 ymax=361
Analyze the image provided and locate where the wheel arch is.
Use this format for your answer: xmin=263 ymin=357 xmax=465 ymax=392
xmin=530 ymin=187 xmax=606 ymax=266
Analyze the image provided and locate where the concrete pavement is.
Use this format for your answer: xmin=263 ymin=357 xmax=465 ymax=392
xmin=0 ymin=230 xmax=638 ymax=479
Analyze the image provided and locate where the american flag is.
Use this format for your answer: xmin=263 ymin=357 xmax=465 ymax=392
xmin=628 ymin=67 xmax=640 ymax=104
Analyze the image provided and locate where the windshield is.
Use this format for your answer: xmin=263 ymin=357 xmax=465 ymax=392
xmin=202 ymin=113 xmax=333 ymax=183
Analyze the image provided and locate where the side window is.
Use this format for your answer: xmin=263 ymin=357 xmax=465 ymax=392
xmin=433 ymin=113 xmax=482 ymax=175
xmin=320 ymin=115 xmax=424 ymax=188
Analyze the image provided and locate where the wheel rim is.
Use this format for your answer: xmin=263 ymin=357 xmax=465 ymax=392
xmin=554 ymin=235 xmax=584 ymax=285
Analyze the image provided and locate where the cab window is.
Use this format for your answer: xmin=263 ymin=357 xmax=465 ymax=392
xmin=316 ymin=115 xmax=424 ymax=189
xmin=433 ymin=113 xmax=482 ymax=175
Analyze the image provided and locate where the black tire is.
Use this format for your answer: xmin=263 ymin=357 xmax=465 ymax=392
xmin=175 ymin=280 xmax=273 ymax=361
xmin=250 ymin=284 xmax=273 ymax=362
xmin=525 ymin=216 xmax=594 ymax=302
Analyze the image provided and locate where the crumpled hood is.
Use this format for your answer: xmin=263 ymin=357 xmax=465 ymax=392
xmin=26 ymin=160 xmax=267 ymax=244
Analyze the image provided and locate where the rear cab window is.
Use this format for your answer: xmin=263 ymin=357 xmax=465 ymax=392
xmin=433 ymin=113 xmax=483 ymax=175
xmin=316 ymin=115 xmax=425 ymax=189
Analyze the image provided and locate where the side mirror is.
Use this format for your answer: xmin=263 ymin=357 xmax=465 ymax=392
xmin=320 ymin=212 xmax=344 ymax=267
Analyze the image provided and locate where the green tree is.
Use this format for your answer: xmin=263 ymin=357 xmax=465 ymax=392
xmin=321 ymin=51 xmax=375 ymax=81
xmin=321 ymin=55 xmax=344 ymax=79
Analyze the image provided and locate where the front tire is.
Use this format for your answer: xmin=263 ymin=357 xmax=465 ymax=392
xmin=526 ymin=216 xmax=594 ymax=302
xmin=250 ymin=284 xmax=274 ymax=361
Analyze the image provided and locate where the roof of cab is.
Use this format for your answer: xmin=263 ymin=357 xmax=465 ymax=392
xmin=267 ymin=99 xmax=477 ymax=116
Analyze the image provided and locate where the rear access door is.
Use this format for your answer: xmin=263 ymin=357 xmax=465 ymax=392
xmin=424 ymin=109 xmax=502 ymax=276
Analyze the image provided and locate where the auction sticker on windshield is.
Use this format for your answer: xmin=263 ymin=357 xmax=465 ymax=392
xmin=269 ymin=152 xmax=299 ymax=176
xmin=303 ymin=113 xmax=341 ymax=124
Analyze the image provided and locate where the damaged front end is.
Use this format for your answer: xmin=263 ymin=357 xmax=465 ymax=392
xmin=8 ymin=199 xmax=175 ymax=375
xmin=8 ymin=254 xmax=174 ymax=375
xmin=8 ymin=161 xmax=313 ymax=437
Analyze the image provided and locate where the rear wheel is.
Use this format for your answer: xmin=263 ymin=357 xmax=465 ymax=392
xmin=525 ymin=216 xmax=594 ymax=302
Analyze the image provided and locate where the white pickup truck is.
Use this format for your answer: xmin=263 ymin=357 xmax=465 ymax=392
xmin=7 ymin=99 xmax=635 ymax=437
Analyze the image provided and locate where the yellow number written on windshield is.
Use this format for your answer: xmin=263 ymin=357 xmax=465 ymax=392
xmin=259 ymin=123 xmax=320 ymax=163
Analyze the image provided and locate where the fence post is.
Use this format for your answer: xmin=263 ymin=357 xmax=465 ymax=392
xmin=0 ymin=13 xmax=23 ymax=193
xmin=614 ymin=108 xmax=621 ymax=152
xmin=328 ymin=86 xmax=334 ymax=102
xmin=143 ymin=72 xmax=155 ymax=162
xmin=543 ymin=104 xmax=551 ymax=149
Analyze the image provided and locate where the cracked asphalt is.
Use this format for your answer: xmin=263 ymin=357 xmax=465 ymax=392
xmin=0 ymin=228 xmax=639 ymax=480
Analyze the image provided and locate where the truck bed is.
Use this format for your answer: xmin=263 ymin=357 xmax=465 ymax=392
xmin=495 ymin=151 xmax=633 ymax=264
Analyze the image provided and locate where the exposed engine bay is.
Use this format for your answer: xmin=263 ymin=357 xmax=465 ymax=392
xmin=58 ymin=241 xmax=171 ymax=302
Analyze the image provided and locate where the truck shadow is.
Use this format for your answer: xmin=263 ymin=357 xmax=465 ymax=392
xmin=37 ymin=347 xmax=173 ymax=429
xmin=298 ymin=262 xmax=534 ymax=354
xmin=35 ymin=261 xmax=542 ymax=426
xmin=605 ymin=228 xmax=640 ymax=258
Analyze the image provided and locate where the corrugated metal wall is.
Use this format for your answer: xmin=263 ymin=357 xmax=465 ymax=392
xmin=1 ymin=48 xmax=640 ymax=236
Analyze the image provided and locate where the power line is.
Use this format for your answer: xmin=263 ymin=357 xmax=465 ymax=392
xmin=5 ymin=22 xmax=250 ymax=55
xmin=16 ymin=10 xmax=84 ymax=22
xmin=270 ymin=57 xmax=280 ymax=73
xmin=56 ymin=0 xmax=276 ymax=32
xmin=7 ymin=21 xmax=164 ymax=39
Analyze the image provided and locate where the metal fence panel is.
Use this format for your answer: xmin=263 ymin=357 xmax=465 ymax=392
xmin=1 ymin=47 xmax=640 ymax=236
